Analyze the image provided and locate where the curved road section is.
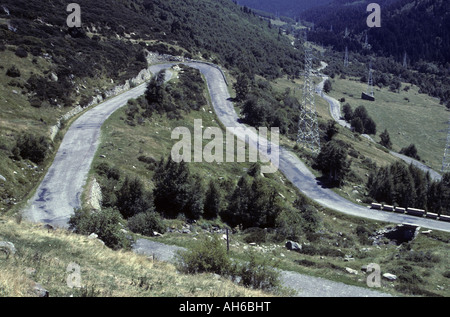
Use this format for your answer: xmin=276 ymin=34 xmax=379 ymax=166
xmin=23 ymin=62 xmax=450 ymax=233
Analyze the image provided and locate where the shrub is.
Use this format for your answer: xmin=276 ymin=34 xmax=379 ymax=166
xmin=275 ymin=205 xmax=304 ymax=242
xmin=12 ymin=133 xmax=49 ymax=164
xmin=355 ymin=225 xmax=373 ymax=245
xmin=175 ymin=235 xmax=232 ymax=276
xmin=379 ymin=129 xmax=392 ymax=149
xmin=400 ymin=144 xmax=421 ymax=161
xmin=6 ymin=65 xmax=21 ymax=78
xmin=15 ymin=47 xmax=28 ymax=58
xmin=323 ymin=79 xmax=332 ymax=93
xmin=95 ymin=162 xmax=121 ymax=180
xmin=234 ymin=250 xmax=281 ymax=291
xmin=127 ymin=212 xmax=165 ymax=236
xmin=68 ymin=208 xmax=132 ymax=250
xmin=242 ymin=227 xmax=267 ymax=244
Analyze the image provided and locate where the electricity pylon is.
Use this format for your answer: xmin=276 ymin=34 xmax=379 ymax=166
xmin=297 ymin=48 xmax=321 ymax=154
xmin=442 ymin=118 xmax=450 ymax=173
xmin=363 ymin=32 xmax=369 ymax=49
xmin=344 ymin=47 xmax=349 ymax=67
xmin=367 ymin=61 xmax=374 ymax=97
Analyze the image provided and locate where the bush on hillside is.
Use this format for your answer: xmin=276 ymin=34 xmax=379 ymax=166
xmin=6 ymin=65 xmax=21 ymax=77
xmin=127 ymin=212 xmax=165 ymax=237
xmin=69 ymin=208 xmax=132 ymax=250
xmin=12 ymin=133 xmax=50 ymax=164
xmin=175 ymin=235 xmax=232 ymax=276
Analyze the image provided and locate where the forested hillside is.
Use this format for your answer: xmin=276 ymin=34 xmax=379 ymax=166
xmin=0 ymin=0 xmax=303 ymax=213
xmin=301 ymin=0 xmax=450 ymax=65
xmin=237 ymin=0 xmax=331 ymax=17
xmin=299 ymin=0 xmax=450 ymax=105
xmin=1 ymin=0 xmax=303 ymax=84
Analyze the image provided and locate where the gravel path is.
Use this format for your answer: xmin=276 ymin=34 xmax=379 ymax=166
xmin=132 ymin=239 xmax=391 ymax=297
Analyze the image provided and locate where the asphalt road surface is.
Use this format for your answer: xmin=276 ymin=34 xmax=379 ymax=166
xmin=22 ymin=68 xmax=172 ymax=227
xmin=22 ymin=61 xmax=450 ymax=232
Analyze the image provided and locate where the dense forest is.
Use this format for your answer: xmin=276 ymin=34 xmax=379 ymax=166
xmin=301 ymin=0 xmax=450 ymax=65
xmin=237 ymin=0 xmax=330 ymax=17
xmin=0 ymin=0 xmax=304 ymax=90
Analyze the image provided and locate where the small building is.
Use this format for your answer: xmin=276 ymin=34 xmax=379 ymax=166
xmin=361 ymin=92 xmax=375 ymax=101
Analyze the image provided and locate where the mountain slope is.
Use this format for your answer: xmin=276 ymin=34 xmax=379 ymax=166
xmin=301 ymin=0 xmax=450 ymax=65
xmin=0 ymin=0 xmax=304 ymax=213
xmin=238 ymin=0 xmax=331 ymax=17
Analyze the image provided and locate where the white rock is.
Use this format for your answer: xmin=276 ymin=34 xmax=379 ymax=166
xmin=345 ymin=267 xmax=358 ymax=275
xmin=88 ymin=233 xmax=98 ymax=239
xmin=383 ymin=273 xmax=397 ymax=281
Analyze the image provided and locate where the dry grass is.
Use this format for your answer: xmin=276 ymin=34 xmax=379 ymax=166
xmin=0 ymin=217 xmax=270 ymax=297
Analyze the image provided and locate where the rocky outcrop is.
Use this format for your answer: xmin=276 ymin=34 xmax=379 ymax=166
xmin=285 ymin=240 xmax=302 ymax=252
xmin=371 ymin=224 xmax=420 ymax=245
xmin=87 ymin=178 xmax=102 ymax=211
xmin=0 ymin=241 xmax=16 ymax=259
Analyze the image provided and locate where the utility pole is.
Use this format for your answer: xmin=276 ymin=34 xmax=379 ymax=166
xmin=297 ymin=48 xmax=321 ymax=154
xmin=367 ymin=61 xmax=374 ymax=97
xmin=363 ymin=32 xmax=369 ymax=49
xmin=442 ymin=118 xmax=450 ymax=173
xmin=344 ymin=47 xmax=349 ymax=68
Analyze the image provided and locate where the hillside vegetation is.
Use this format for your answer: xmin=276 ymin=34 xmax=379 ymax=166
xmin=0 ymin=217 xmax=268 ymax=297
xmin=0 ymin=0 xmax=304 ymax=213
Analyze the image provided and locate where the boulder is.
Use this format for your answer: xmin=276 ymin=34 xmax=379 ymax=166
xmin=0 ymin=175 xmax=6 ymax=182
xmin=383 ymin=273 xmax=397 ymax=281
xmin=33 ymin=282 xmax=49 ymax=297
xmin=88 ymin=233 xmax=98 ymax=240
xmin=285 ymin=241 xmax=302 ymax=252
xmin=0 ymin=241 xmax=16 ymax=258
xmin=345 ymin=267 xmax=359 ymax=275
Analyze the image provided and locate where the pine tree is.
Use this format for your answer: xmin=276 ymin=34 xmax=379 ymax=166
xmin=315 ymin=140 xmax=351 ymax=186
xmin=116 ymin=176 xmax=153 ymax=219
xmin=203 ymin=180 xmax=222 ymax=220
xmin=220 ymin=175 xmax=252 ymax=228
xmin=153 ymin=157 xmax=193 ymax=218
xmin=379 ymin=129 xmax=392 ymax=149
xmin=233 ymin=74 xmax=250 ymax=102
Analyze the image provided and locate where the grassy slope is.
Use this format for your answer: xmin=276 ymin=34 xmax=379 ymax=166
xmin=87 ymin=70 xmax=300 ymax=204
xmin=270 ymin=73 xmax=401 ymax=205
xmin=328 ymin=76 xmax=448 ymax=172
xmin=85 ymin=67 xmax=449 ymax=297
xmin=0 ymin=217 xmax=268 ymax=297
xmin=0 ymin=49 xmax=65 ymax=212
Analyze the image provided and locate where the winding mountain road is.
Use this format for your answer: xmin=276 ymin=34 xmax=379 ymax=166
xmin=20 ymin=59 xmax=450 ymax=297
xmin=22 ymin=61 xmax=450 ymax=233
